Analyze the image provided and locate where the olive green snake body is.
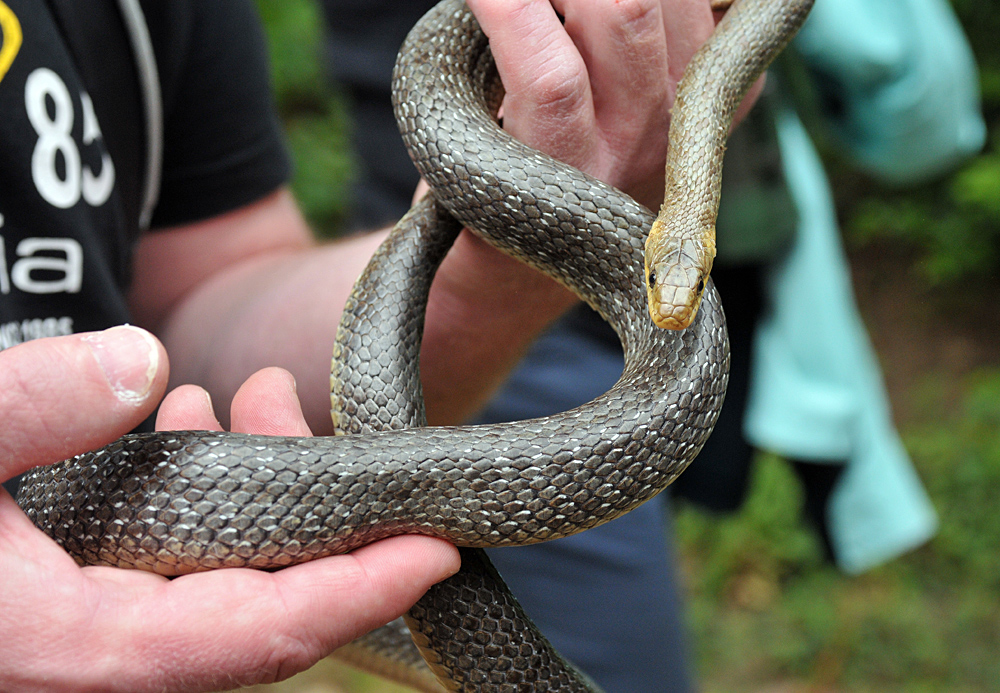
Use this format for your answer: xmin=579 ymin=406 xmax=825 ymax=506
xmin=15 ymin=0 xmax=813 ymax=690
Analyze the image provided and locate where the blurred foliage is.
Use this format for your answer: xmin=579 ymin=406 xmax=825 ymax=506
xmin=676 ymin=382 xmax=1000 ymax=691
xmin=830 ymin=0 xmax=1000 ymax=285
xmin=254 ymin=0 xmax=353 ymax=236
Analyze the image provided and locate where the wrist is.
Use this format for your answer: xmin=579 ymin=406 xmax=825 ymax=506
xmin=420 ymin=229 xmax=577 ymax=425
xmin=438 ymin=229 xmax=578 ymax=321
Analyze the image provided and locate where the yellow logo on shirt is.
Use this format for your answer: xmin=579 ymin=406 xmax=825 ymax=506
xmin=0 ymin=1 xmax=22 ymax=85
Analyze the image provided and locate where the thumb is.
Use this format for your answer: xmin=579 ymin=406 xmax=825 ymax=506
xmin=0 ymin=325 xmax=168 ymax=483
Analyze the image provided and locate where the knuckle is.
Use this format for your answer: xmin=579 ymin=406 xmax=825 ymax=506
xmin=607 ymin=0 xmax=661 ymax=37
xmin=477 ymin=0 xmax=546 ymax=34
xmin=256 ymin=633 xmax=319 ymax=685
xmin=250 ymin=580 xmax=333 ymax=685
xmin=521 ymin=56 xmax=588 ymax=118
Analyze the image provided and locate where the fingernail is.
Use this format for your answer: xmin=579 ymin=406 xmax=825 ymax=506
xmin=84 ymin=325 xmax=160 ymax=403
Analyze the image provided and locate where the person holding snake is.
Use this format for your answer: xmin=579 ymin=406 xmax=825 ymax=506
xmin=0 ymin=0 xmax=781 ymax=691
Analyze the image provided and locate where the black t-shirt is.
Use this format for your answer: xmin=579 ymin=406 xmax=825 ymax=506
xmin=0 ymin=0 xmax=290 ymax=348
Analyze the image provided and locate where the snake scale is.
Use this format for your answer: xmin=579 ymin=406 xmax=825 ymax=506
xmin=16 ymin=0 xmax=813 ymax=690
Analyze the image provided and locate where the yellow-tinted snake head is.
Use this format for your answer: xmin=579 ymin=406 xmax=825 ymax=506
xmin=644 ymin=216 xmax=716 ymax=330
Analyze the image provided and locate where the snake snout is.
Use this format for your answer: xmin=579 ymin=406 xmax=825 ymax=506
xmin=647 ymin=261 xmax=705 ymax=330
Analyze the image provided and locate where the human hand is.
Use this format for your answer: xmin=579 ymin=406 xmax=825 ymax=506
xmin=0 ymin=326 xmax=459 ymax=692
xmin=469 ymin=0 xmax=757 ymax=211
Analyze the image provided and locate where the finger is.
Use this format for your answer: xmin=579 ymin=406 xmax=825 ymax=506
xmin=467 ymin=0 xmax=596 ymax=168
xmin=734 ymin=74 xmax=766 ymax=128
xmin=554 ymin=0 xmax=674 ymax=203
xmin=661 ymin=0 xmax=716 ymax=85
xmin=666 ymin=0 xmax=762 ymax=130
xmin=229 ymin=367 xmax=312 ymax=437
xmin=155 ymin=385 xmax=223 ymax=432
xmin=0 ymin=326 xmax=168 ymax=482
xmin=84 ymin=536 xmax=460 ymax=690
xmin=559 ymin=0 xmax=669 ymax=132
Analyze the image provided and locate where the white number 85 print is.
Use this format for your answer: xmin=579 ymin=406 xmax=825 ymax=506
xmin=24 ymin=67 xmax=115 ymax=209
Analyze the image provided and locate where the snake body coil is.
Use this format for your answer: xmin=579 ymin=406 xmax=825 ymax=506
xmin=16 ymin=0 xmax=814 ymax=689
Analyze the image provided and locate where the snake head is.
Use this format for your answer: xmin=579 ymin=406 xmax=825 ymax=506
xmin=644 ymin=219 xmax=715 ymax=330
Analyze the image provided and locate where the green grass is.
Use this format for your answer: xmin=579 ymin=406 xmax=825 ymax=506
xmin=256 ymin=0 xmax=354 ymax=236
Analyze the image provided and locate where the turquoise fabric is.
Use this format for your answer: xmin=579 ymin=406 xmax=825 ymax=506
xmin=793 ymin=0 xmax=985 ymax=183
xmin=743 ymin=0 xmax=985 ymax=574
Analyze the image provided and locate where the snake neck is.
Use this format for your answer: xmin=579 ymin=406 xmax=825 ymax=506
xmin=645 ymin=0 xmax=815 ymax=330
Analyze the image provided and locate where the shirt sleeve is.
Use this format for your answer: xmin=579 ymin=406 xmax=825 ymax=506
xmin=141 ymin=0 xmax=292 ymax=228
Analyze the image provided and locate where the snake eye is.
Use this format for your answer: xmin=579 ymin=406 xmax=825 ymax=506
xmin=648 ymin=271 xmax=656 ymax=289
xmin=696 ymin=277 xmax=705 ymax=295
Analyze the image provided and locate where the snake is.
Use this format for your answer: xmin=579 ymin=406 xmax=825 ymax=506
xmin=646 ymin=0 xmax=813 ymax=329
xmin=15 ymin=0 xmax=813 ymax=690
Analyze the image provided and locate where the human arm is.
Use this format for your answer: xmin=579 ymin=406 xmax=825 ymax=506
xmin=0 ymin=327 xmax=459 ymax=692
xmin=130 ymin=0 xmax=728 ymax=431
